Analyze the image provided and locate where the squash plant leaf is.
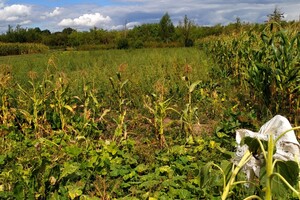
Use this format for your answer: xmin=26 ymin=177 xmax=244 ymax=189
xmin=59 ymin=162 xmax=80 ymax=181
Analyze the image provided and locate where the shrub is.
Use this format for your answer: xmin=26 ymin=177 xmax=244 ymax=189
xmin=133 ymin=40 xmax=144 ymax=49
xmin=184 ymin=39 xmax=194 ymax=47
xmin=117 ymin=38 xmax=129 ymax=49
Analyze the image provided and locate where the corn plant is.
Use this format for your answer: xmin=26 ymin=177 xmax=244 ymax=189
xmin=109 ymin=72 xmax=130 ymax=142
xmin=254 ymin=127 xmax=300 ymax=199
xmin=17 ymin=75 xmax=51 ymax=135
xmin=144 ymin=93 xmax=179 ymax=147
xmin=204 ymin=25 xmax=300 ymax=122
xmin=49 ymin=73 xmax=74 ymax=131
xmin=72 ymin=82 xmax=110 ymax=137
xmin=0 ymin=66 xmax=14 ymax=129
xmin=109 ymin=72 xmax=129 ymax=113
xmin=180 ymin=76 xmax=201 ymax=136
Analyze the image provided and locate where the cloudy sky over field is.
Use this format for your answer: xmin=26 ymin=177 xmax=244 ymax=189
xmin=0 ymin=0 xmax=299 ymax=32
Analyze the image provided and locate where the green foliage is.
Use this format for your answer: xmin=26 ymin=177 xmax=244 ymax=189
xmin=159 ymin=12 xmax=175 ymax=43
xmin=178 ymin=15 xmax=195 ymax=47
xmin=117 ymin=38 xmax=129 ymax=49
xmin=0 ymin=43 xmax=299 ymax=199
xmin=203 ymin=25 xmax=300 ymax=122
xmin=0 ymin=42 xmax=49 ymax=56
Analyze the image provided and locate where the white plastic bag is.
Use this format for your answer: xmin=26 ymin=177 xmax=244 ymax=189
xmin=235 ymin=115 xmax=300 ymax=180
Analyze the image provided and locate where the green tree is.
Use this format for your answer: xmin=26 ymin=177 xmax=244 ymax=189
xmin=159 ymin=12 xmax=175 ymax=42
xmin=178 ymin=15 xmax=195 ymax=47
xmin=128 ymin=23 xmax=160 ymax=42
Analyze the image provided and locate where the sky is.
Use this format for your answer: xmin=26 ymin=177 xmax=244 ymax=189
xmin=0 ymin=0 xmax=299 ymax=33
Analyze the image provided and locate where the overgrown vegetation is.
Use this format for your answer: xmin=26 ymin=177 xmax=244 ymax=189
xmin=0 ymin=9 xmax=300 ymax=199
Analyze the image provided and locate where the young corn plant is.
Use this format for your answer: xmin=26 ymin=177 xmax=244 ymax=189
xmin=109 ymin=72 xmax=130 ymax=142
xmin=180 ymin=76 xmax=201 ymax=137
xmin=144 ymin=93 xmax=179 ymax=148
xmin=50 ymin=73 xmax=74 ymax=131
xmin=73 ymin=82 xmax=110 ymax=137
xmin=17 ymin=75 xmax=52 ymax=135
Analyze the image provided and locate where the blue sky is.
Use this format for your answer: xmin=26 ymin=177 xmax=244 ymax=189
xmin=0 ymin=0 xmax=299 ymax=33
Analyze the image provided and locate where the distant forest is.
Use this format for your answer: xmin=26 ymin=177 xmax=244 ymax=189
xmin=0 ymin=10 xmax=299 ymax=50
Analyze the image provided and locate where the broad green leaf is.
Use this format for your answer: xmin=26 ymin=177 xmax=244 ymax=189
xmin=139 ymin=180 xmax=160 ymax=189
xmin=170 ymin=145 xmax=186 ymax=155
xmin=275 ymin=160 xmax=299 ymax=187
xmin=159 ymin=165 xmax=174 ymax=177
xmin=177 ymin=189 xmax=191 ymax=199
xmin=66 ymin=184 xmax=83 ymax=200
xmin=123 ymin=171 xmax=136 ymax=181
xmin=135 ymin=164 xmax=148 ymax=173
xmin=59 ymin=162 xmax=80 ymax=181
xmin=0 ymin=155 xmax=5 ymax=165
xmin=80 ymin=195 xmax=101 ymax=200
xmin=65 ymin=145 xmax=82 ymax=157
xmin=216 ymin=131 xmax=229 ymax=138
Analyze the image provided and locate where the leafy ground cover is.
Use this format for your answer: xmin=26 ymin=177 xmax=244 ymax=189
xmin=0 ymin=37 xmax=299 ymax=199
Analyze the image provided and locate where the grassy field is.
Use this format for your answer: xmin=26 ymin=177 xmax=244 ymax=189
xmin=0 ymin=42 xmax=299 ymax=199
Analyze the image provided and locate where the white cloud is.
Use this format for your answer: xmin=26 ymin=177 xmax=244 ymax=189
xmin=48 ymin=7 xmax=62 ymax=17
xmin=58 ymin=13 xmax=111 ymax=27
xmin=0 ymin=4 xmax=31 ymax=22
xmin=41 ymin=7 xmax=62 ymax=19
xmin=126 ymin=21 xmax=141 ymax=29
xmin=19 ymin=20 xmax=31 ymax=25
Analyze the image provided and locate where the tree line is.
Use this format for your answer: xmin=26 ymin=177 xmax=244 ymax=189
xmin=0 ymin=10 xmax=298 ymax=50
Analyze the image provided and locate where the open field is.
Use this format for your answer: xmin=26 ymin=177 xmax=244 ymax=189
xmin=1 ymin=27 xmax=300 ymax=199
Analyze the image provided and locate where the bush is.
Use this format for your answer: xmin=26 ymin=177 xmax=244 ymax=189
xmin=133 ymin=40 xmax=144 ymax=49
xmin=184 ymin=39 xmax=194 ymax=47
xmin=117 ymin=38 xmax=129 ymax=49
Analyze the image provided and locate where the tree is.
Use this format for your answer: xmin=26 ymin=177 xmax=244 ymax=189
xmin=178 ymin=15 xmax=195 ymax=47
xmin=62 ymin=27 xmax=76 ymax=35
xmin=159 ymin=12 xmax=175 ymax=43
xmin=267 ymin=6 xmax=284 ymax=23
xmin=235 ymin=17 xmax=241 ymax=32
